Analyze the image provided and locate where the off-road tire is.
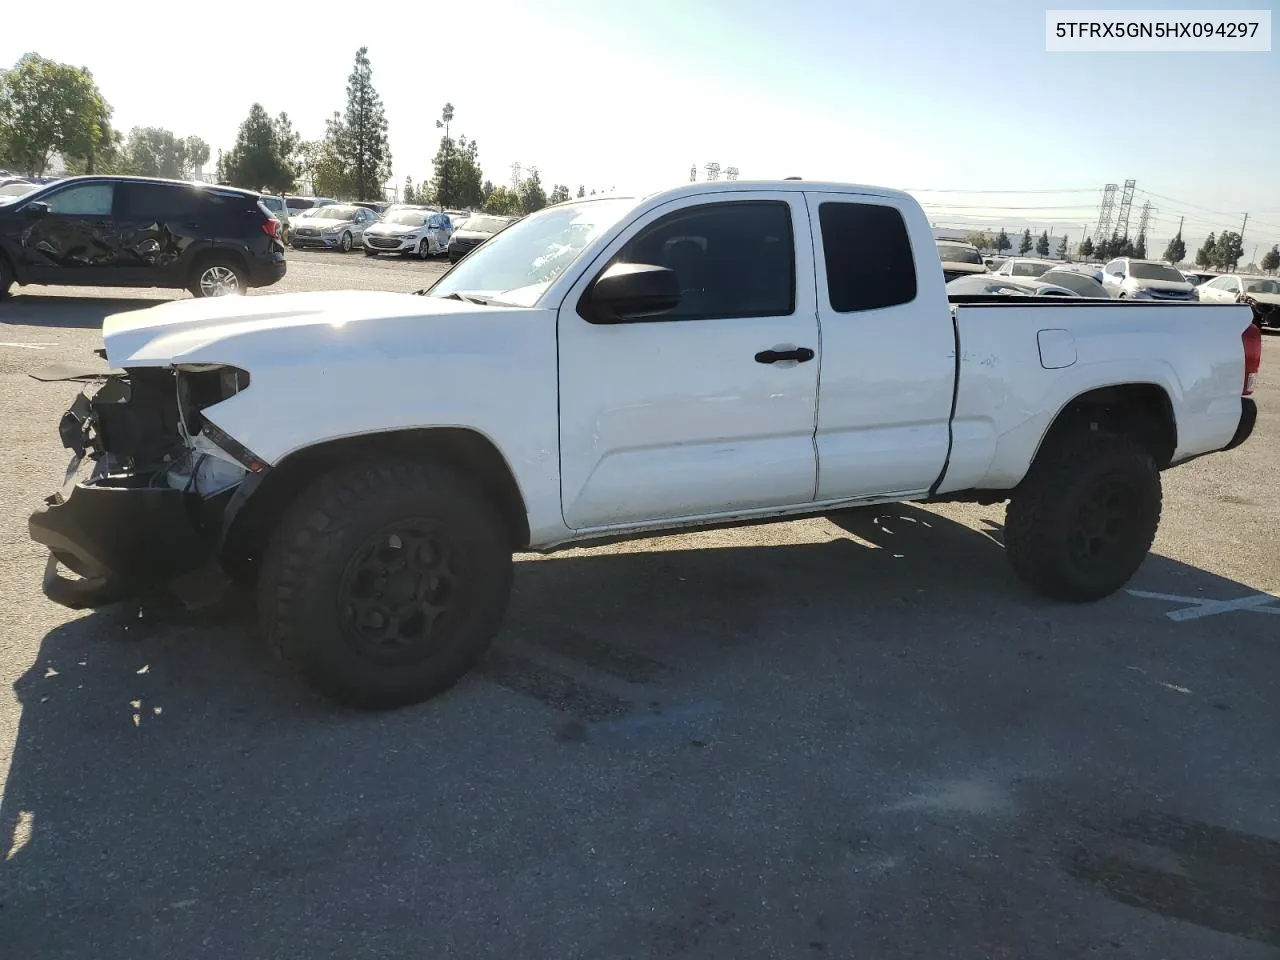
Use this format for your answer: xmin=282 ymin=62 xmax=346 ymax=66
xmin=1004 ymin=430 xmax=1161 ymax=602
xmin=258 ymin=458 xmax=513 ymax=709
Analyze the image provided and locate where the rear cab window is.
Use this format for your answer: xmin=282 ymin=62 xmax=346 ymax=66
xmin=814 ymin=200 xmax=917 ymax=312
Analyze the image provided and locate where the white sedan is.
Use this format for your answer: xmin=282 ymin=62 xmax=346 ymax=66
xmin=362 ymin=210 xmax=455 ymax=258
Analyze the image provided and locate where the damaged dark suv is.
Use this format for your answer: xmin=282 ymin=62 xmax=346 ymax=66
xmin=0 ymin=176 xmax=287 ymax=298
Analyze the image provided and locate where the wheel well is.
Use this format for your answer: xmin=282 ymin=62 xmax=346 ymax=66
xmin=1037 ymin=384 xmax=1177 ymax=469
xmin=219 ymin=427 xmax=531 ymax=572
xmin=188 ymin=247 xmax=248 ymax=281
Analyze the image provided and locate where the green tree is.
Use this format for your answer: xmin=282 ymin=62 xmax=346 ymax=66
xmin=1163 ymin=231 xmax=1186 ymax=265
xmin=548 ymin=183 xmax=571 ymax=205
xmin=219 ymin=103 xmax=296 ymax=193
xmin=1214 ymin=230 xmax=1244 ymax=272
xmin=1018 ymin=228 xmax=1033 ymax=255
xmin=994 ymin=230 xmax=1011 ymax=254
xmin=1035 ymin=230 xmax=1050 ymax=257
xmin=184 ymin=136 xmax=210 ymax=177
xmin=1261 ymin=245 xmax=1280 ymax=274
xmin=481 ymin=179 xmax=495 ymax=202
xmin=576 ymin=184 xmax=585 ymax=198
xmin=1057 ymin=235 xmax=1068 ymax=259
xmin=1134 ymin=231 xmax=1147 ymax=259
xmin=402 ymin=176 xmax=415 ymax=204
xmin=429 ymin=132 xmax=483 ymax=208
xmin=119 ymin=127 xmax=189 ymax=179
xmin=1079 ymin=236 xmax=1095 ymax=259
xmin=518 ymin=166 xmax=546 ymax=214
xmin=962 ymin=230 xmax=991 ymax=250
xmin=434 ymin=103 xmax=455 ymax=208
xmin=1119 ymin=235 xmax=1135 ymax=257
xmin=336 ymin=47 xmax=391 ymax=200
xmin=483 ymin=185 xmax=522 ymax=215
xmin=63 ymin=125 xmax=123 ymax=175
xmin=0 ymin=52 xmax=113 ymax=174
xmin=1195 ymin=232 xmax=1217 ymax=269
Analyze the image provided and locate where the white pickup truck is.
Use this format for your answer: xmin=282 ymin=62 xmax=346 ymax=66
xmin=28 ymin=180 xmax=1262 ymax=709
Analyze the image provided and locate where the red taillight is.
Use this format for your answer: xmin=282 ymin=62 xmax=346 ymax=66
xmin=1242 ymin=322 xmax=1261 ymax=396
xmin=262 ymin=217 xmax=282 ymax=242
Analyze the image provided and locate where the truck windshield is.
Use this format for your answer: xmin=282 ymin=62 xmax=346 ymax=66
xmin=427 ymin=198 xmax=638 ymax=307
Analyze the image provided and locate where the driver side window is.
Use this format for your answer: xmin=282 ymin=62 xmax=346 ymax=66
xmin=44 ymin=182 xmax=114 ymax=216
xmin=608 ymin=201 xmax=796 ymax=322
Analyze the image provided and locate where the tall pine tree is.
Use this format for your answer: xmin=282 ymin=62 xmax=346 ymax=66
xmin=335 ymin=47 xmax=391 ymax=201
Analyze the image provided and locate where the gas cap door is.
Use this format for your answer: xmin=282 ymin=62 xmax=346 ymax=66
xmin=1037 ymin=328 xmax=1077 ymax=370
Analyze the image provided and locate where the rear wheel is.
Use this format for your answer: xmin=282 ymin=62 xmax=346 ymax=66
xmin=1004 ymin=431 xmax=1161 ymax=601
xmin=188 ymin=258 xmax=246 ymax=298
xmin=258 ymin=458 xmax=514 ymax=709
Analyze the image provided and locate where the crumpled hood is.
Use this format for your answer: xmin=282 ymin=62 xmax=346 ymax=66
xmin=1243 ymin=291 xmax=1280 ymax=306
xmin=102 ymin=290 xmax=503 ymax=368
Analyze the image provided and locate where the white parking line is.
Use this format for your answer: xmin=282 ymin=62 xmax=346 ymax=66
xmin=1127 ymin=588 xmax=1280 ymax=621
xmin=0 ymin=342 xmax=55 ymax=350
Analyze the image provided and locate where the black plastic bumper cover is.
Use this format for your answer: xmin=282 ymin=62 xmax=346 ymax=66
xmin=1223 ymin=398 xmax=1257 ymax=451
xmin=29 ymin=483 xmax=212 ymax=609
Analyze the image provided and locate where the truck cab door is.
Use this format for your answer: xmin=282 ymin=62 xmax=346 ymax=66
xmin=16 ymin=181 xmax=118 ymax=285
xmin=556 ymin=192 xmax=820 ymax=530
xmin=803 ymin=191 xmax=956 ymax=501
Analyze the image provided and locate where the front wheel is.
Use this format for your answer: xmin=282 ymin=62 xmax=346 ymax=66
xmin=418 ymin=238 xmax=431 ymax=260
xmin=339 ymin=231 xmax=353 ymax=253
xmin=189 ymin=259 xmax=246 ymax=298
xmin=258 ymin=459 xmax=514 ymax=709
xmin=1004 ymin=431 xmax=1161 ymax=602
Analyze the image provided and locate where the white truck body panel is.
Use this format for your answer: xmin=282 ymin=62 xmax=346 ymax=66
xmin=95 ymin=180 xmax=1256 ymax=552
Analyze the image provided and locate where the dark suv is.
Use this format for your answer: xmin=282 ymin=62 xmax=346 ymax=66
xmin=0 ymin=176 xmax=287 ymax=299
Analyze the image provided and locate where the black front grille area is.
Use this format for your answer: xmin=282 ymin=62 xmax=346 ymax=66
xmin=365 ymin=236 xmax=403 ymax=249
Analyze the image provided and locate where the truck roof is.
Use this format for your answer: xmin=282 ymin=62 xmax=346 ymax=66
xmin=641 ymin=179 xmax=914 ymax=205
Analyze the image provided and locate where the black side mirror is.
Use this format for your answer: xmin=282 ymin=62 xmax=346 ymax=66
xmin=586 ymin=262 xmax=680 ymax=323
xmin=22 ymin=201 xmax=49 ymax=219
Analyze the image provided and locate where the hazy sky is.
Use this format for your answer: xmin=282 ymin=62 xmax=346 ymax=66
xmin=4 ymin=0 xmax=1277 ymax=257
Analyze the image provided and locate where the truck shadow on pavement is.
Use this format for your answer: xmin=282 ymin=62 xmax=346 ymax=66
xmin=3 ymin=504 xmax=1278 ymax=958
xmin=1 ymin=295 xmax=171 ymax=329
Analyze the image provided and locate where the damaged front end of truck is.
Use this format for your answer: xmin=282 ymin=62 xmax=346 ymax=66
xmin=28 ymin=361 xmax=266 ymax=609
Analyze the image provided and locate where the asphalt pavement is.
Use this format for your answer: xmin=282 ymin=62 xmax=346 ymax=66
xmin=1 ymin=251 xmax=1278 ymax=959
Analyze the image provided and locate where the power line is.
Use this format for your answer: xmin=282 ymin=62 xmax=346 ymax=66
xmin=904 ymin=187 xmax=1099 ymax=194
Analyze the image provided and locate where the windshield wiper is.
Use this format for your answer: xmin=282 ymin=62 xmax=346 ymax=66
xmin=432 ymin=291 xmax=491 ymax=304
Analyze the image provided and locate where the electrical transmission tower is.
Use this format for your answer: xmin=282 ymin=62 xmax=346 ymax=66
xmin=1093 ymin=184 xmax=1118 ymax=246
xmin=1136 ymin=200 xmax=1156 ymax=241
xmin=690 ymin=164 xmax=697 ymax=182
xmin=704 ymin=162 xmax=721 ymax=181
xmin=724 ymin=166 xmax=739 ymax=180
xmin=1114 ymin=178 xmax=1137 ymax=239
xmin=510 ymin=162 xmax=523 ymax=188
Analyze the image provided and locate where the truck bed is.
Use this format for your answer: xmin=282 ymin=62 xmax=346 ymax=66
xmin=936 ymin=299 xmax=1255 ymax=495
